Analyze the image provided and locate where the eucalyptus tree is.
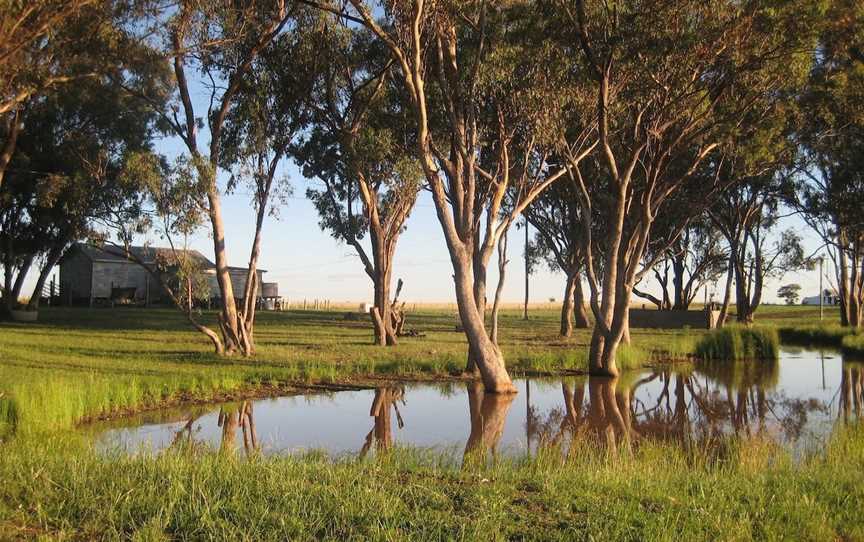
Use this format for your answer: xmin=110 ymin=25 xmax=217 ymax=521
xmin=333 ymin=0 xmax=594 ymax=392
xmin=0 ymin=0 xmax=149 ymax=189
xmin=219 ymin=24 xmax=317 ymax=353
xmin=634 ymin=211 xmax=726 ymax=312
xmin=557 ymin=0 xmax=819 ymax=375
xmin=794 ymin=0 xmax=864 ymax=327
xmin=295 ymin=21 xmax=420 ymax=346
xmin=104 ymin=152 xmax=232 ymax=350
xmin=121 ymin=0 xmax=298 ymax=355
xmin=525 ymin=179 xmax=591 ymax=337
xmin=0 ymin=58 xmax=163 ymax=314
xmin=710 ymin=169 xmax=807 ymax=325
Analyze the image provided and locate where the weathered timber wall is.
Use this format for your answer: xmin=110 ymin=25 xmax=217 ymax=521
xmin=628 ymin=309 xmax=720 ymax=330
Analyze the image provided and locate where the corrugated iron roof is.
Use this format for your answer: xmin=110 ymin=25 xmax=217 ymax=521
xmin=67 ymin=243 xmax=266 ymax=273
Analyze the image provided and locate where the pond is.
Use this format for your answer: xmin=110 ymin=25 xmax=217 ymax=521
xmin=90 ymin=347 xmax=863 ymax=460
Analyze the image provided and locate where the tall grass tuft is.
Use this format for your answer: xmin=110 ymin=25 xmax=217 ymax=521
xmin=695 ymin=326 xmax=779 ymax=361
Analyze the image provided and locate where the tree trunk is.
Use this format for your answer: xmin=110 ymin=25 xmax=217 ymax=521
xmin=560 ymin=273 xmax=577 ymax=337
xmin=454 ymin=254 xmax=515 ymax=393
xmin=573 ymin=276 xmax=590 ymax=328
xmin=207 ymin=187 xmax=243 ymax=353
xmin=367 ymin=224 xmax=398 ymax=346
xmin=0 ymin=110 xmax=21 ymax=191
xmin=588 ymin=284 xmax=633 ymax=377
xmin=523 ymin=219 xmax=529 ymax=321
xmin=240 ymin=192 xmax=271 ymax=356
xmin=371 ymin=266 xmax=393 ymax=346
xmin=672 ymin=254 xmax=687 ymax=310
xmin=27 ymin=245 xmax=64 ymax=310
xmin=490 ymin=231 xmax=508 ymax=345
xmin=718 ymin=250 xmax=735 ymax=328
xmin=621 ymin=306 xmax=631 ymax=346
xmin=733 ymin=241 xmax=754 ymax=324
xmin=3 ymin=253 xmax=33 ymax=311
xmin=839 ymin=245 xmax=852 ymax=326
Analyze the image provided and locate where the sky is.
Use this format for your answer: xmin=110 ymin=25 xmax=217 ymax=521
xmin=20 ymin=67 xmax=832 ymax=307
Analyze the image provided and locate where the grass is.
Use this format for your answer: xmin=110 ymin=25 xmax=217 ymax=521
xmin=778 ymin=324 xmax=860 ymax=346
xmin=1 ymin=425 xmax=863 ymax=540
xmin=0 ymin=303 xmax=861 ymax=540
xmin=842 ymin=334 xmax=864 ymax=358
xmin=694 ymin=326 xmax=780 ymax=361
xmin=0 ymin=306 xmax=703 ymax=435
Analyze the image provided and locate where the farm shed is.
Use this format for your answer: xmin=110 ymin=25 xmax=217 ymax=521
xmin=59 ymin=243 xmax=266 ymax=306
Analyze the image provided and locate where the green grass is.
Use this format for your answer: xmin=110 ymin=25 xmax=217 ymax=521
xmin=778 ymin=324 xmax=860 ymax=346
xmin=842 ymin=334 xmax=864 ymax=358
xmin=0 ymin=307 xmax=703 ymax=435
xmin=694 ymin=326 xmax=780 ymax=361
xmin=1 ymin=425 xmax=862 ymax=540
xmin=0 ymin=303 xmax=860 ymax=540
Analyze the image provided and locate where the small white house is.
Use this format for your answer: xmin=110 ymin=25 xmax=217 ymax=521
xmin=802 ymin=290 xmax=841 ymax=306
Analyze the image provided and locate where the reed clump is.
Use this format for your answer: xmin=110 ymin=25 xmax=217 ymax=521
xmin=694 ymin=326 xmax=779 ymax=361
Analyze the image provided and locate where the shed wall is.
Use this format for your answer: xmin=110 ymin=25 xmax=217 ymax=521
xmin=91 ymin=261 xmax=155 ymax=301
xmin=59 ymin=250 xmax=92 ymax=302
xmin=628 ymin=309 xmax=720 ymax=330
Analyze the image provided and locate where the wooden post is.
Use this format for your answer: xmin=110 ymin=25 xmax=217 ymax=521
xmin=50 ymin=277 xmax=55 ymax=306
xmin=145 ymin=274 xmax=150 ymax=308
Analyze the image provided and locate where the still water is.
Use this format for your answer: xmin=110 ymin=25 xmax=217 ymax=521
xmin=91 ymin=348 xmax=863 ymax=459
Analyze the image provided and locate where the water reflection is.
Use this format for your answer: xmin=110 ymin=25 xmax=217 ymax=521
xmin=464 ymin=382 xmax=516 ymax=464
xmin=359 ymin=387 xmax=405 ymax=458
xmin=92 ymin=349 xmax=862 ymax=460
xmin=175 ymin=401 xmax=261 ymax=457
xmin=840 ymin=363 xmax=863 ymax=421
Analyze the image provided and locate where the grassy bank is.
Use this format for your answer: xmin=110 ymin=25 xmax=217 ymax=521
xmin=0 ymin=307 xmax=700 ymax=435
xmin=778 ymin=324 xmax=860 ymax=347
xmin=842 ymin=334 xmax=864 ymax=358
xmin=694 ymin=327 xmax=779 ymax=361
xmin=1 ymin=426 xmax=862 ymax=540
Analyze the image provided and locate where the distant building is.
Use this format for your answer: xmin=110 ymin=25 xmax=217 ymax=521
xmin=802 ymin=289 xmax=841 ymax=306
xmin=58 ymin=243 xmax=265 ymax=306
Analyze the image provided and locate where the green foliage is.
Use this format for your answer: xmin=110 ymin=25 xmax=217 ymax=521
xmin=695 ymin=326 xmax=780 ymax=361
xmin=777 ymin=283 xmax=802 ymax=305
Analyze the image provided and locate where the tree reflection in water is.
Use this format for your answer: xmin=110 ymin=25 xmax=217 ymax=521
xmin=216 ymin=401 xmax=258 ymax=457
xmin=124 ymin=353 xmax=860 ymax=461
xmin=527 ymin=357 xmax=856 ymax=458
xmin=359 ymin=387 xmax=405 ymax=458
xmin=840 ymin=363 xmax=864 ymax=421
xmin=464 ymin=382 xmax=516 ymax=465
